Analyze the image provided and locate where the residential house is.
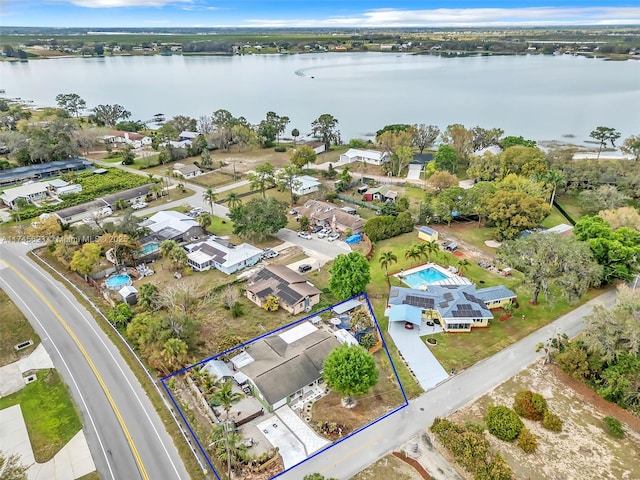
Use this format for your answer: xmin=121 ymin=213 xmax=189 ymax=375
xmin=0 ymin=158 xmax=91 ymax=188
xmin=296 ymin=200 xmax=365 ymax=234
xmin=173 ymin=164 xmax=202 ymax=179
xmin=102 ymin=184 xmax=153 ymax=208
xmin=387 ymin=284 xmax=516 ymax=332
xmin=230 ymin=321 xmax=339 ymax=411
xmin=0 ymin=183 xmax=49 ymax=209
xmin=363 ymin=186 xmax=398 ymax=203
xmin=55 ymin=199 xmax=111 ymax=225
xmin=292 ymin=175 xmax=321 ymax=196
xmin=184 ymin=237 xmax=263 ymax=275
xmin=303 ymin=141 xmax=326 ymax=154
xmin=105 ymin=130 xmax=152 ymax=149
xmin=339 ymin=148 xmax=390 ymax=166
xmin=45 ymin=179 xmax=69 ymax=193
xmin=245 ymin=265 xmax=322 ymax=315
xmin=417 ymin=226 xmax=439 ymax=243
xmin=139 ymin=210 xmax=203 ymax=243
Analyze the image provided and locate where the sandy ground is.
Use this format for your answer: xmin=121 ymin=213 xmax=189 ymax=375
xmin=448 ymin=361 xmax=640 ymax=480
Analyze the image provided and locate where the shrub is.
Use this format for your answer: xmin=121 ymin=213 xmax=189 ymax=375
xmin=517 ymin=427 xmax=538 ymax=453
xmin=486 ymin=405 xmax=524 ymax=442
xmin=603 ymin=416 xmax=625 ymax=438
xmin=513 ymin=390 xmax=548 ymax=421
xmin=274 ymin=146 xmax=287 ymax=152
xmin=542 ymin=411 xmax=563 ymax=431
xmin=230 ymin=302 xmax=244 ymax=318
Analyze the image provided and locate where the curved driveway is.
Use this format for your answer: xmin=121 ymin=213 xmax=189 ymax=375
xmin=0 ymin=242 xmax=190 ymax=480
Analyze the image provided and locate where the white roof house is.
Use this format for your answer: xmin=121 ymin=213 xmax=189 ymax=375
xmin=339 ymin=148 xmax=390 ymax=166
xmin=143 ymin=211 xmax=200 ymax=234
xmin=292 ymin=175 xmax=321 ymax=196
xmin=185 ymin=237 xmax=264 ymax=275
xmin=179 ymin=131 xmax=200 ymax=140
xmin=0 ymin=183 xmax=49 ymax=209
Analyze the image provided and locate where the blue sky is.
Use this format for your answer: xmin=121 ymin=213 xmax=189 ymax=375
xmin=1 ymin=1 xmax=639 ymax=28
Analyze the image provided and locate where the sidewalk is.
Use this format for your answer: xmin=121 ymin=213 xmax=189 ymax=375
xmin=0 ymin=405 xmax=96 ymax=480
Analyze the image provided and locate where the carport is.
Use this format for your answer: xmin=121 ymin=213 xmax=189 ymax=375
xmin=388 ymin=304 xmax=422 ymax=327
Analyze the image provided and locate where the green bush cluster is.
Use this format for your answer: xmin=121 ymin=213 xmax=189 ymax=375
xmin=513 ymin=390 xmax=548 ymax=420
xmin=274 ymin=146 xmax=287 ymax=152
xmin=486 ymin=405 xmax=524 ymax=442
xmin=362 ymin=211 xmax=414 ymax=242
xmin=542 ymin=411 xmax=563 ymax=432
xmin=517 ymin=427 xmax=538 ymax=453
xmin=603 ymin=416 xmax=625 ymax=438
xmin=430 ymin=418 xmax=514 ymax=480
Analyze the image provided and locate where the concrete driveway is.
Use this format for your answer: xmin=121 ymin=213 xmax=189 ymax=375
xmin=276 ymin=228 xmax=350 ymax=260
xmin=256 ymin=417 xmax=306 ymax=470
xmin=388 ymin=321 xmax=449 ymax=390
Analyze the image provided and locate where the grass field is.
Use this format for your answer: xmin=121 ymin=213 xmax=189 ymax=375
xmin=0 ymin=288 xmax=40 ymax=366
xmin=0 ymin=369 xmax=83 ymax=463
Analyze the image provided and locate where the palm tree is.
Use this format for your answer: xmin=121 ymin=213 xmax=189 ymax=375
xmin=544 ymin=169 xmax=565 ymax=207
xmin=209 ymin=425 xmax=247 ymax=476
xmin=211 ymin=381 xmax=243 ymax=478
xmin=424 ymin=240 xmax=440 ymax=263
xmin=404 ymin=245 xmax=421 ymax=266
xmin=379 ymin=251 xmax=398 ymax=285
xmin=163 ymin=168 xmax=173 ymax=200
xmin=457 ymin=258 xmax=471 ymax=276
xmin=149 ymin=182 xmax=163 ymax=201
xmin=159 ymin=239 xmax=178 ymax=259
xmin=202 ymin=188 xmax=218 ymax=217
xmin=226 ymin=192 xmax=241 ymax=210
xmin=414 ymin=242 xmax=429 ymax=264
xmin=197 ymin=213 xmax=213 ymax=231
xmin=115 ymin=198 xmax=128 ymax=211
xmin=160 ymin=338 xmax=188 ymax=374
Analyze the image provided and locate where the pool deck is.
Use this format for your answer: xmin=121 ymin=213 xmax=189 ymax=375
xmin=394 ymin=263 xmax=472 ymax=289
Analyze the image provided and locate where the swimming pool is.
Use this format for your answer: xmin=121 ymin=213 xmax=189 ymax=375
xmin=140 ymin=242 xmax=159 ymax=255
xmin=401 ymin=267 xmax=449 ymax=289
xmin=105 ymin=274 xmax=132 ymax=290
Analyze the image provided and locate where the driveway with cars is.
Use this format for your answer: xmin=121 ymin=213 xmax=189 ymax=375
xmin=277 ymin=228 xmax=350 ymax=260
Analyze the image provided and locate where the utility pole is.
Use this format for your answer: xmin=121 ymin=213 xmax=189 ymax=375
xmin=224 ymin=419 xmax=232 ymax=479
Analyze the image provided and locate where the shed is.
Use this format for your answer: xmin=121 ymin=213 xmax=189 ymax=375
xmin=203 ymin=360 xmax=234 ymax=380
xmin=118 ymin=285 xmax=138 ymax=305
xmin=418 ymin=226 xmax=439 ymax=242
xmin=388 ymin=304 xmax=422 ymax=326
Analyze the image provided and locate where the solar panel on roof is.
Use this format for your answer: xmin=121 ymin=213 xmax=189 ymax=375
xmin=443 ymin=293 xmax=454 ymax=300
xmin=404 ymin=295 xmax=434 ymax=309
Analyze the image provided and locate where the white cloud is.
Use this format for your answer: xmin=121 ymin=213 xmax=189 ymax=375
xmin=242 ymin=7 xmax=640 ymax=28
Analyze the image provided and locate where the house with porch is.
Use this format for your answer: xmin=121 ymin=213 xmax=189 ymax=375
xmin=245 ymin=265 xmax=322 ymax=314
xmin=173 ymin=164 xmax=202 ymax=179
xmin=230 ymin=321 xmax=339 ymax=411
xmin=184 ymin=237 xmax=263 ymax=275
xmin=1 ymin=183 xmax=49 ymax=209
xmin=139 ymin=210 xmax=203 ymax=243
xmin=387 ymin=284 xmax=516 ymax=332
xmin=296 ymin=200 xmax=365 ymax=234
xmin=339 ymin=148 xmax=390 ymax=166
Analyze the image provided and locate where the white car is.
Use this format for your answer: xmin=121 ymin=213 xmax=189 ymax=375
xmin=297 ymin=231 xmax=312 ymax=240
xmin=317 ymin=230 xmax=329 ymax=239
xmin=327 ymin=233 xmax=341 ymax=242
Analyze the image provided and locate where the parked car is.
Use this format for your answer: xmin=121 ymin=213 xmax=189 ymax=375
xmin=443 ymin=241 xmax=458 ymax=252
xmin=327 ymin=232 xmax=341 ymax=242
xmin=189 ymin=207 xmax=203 ymax=216
xmin=131 ymin=202 xmax=148 ymax=210
xmin=298 ymin=264 xmax=312 ymax=273
xmin=289 ymin=208 xmax=298 ymax=215
xmin=310 ymin=225 xmax=323 ymax=233
xmin=317 ymin=230 xmax=329 ymax=239
xmin=404 ymin=321 xmax=415 ymax=330
xmin=297 ymin=231 xmax=312 ymax=240
xmin=262 ymin=248 xmax=279 ymax=259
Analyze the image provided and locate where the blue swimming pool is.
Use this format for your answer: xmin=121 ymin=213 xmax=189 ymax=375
xmin=140 ymin=242 xmax=159 ymax=255
xmin=401 ymin=267 xmax=449 ymax=289
xmin=105 ymin=274 xmax=132 ymax=290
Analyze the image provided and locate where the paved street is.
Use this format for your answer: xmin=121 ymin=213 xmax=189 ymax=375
xmin=279 ymin=289 xmax=617 ymax=479
xmin=0 ymin=242 xmax=190 ymax=480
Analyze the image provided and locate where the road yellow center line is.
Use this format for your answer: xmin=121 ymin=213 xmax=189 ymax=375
xmin=3 ymin=260 xmax=150 ymax=480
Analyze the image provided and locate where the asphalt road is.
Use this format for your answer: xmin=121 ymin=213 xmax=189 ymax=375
xmin=0 ymin=242 xmax=190 ymax=480
xmin=279 ymin=289 xmax=617 ymax=480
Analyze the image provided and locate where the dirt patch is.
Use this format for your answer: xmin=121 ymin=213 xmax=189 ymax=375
xmin=351 ymin=454 xmax=424 ymax=480
xmin=392 ymin=452 xmax=431 ymax=479
xmin=447 ymin=361 xmax=640 ymax=480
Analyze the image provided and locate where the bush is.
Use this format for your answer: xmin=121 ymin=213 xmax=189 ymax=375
xmin=274 ymin=146 xmax=287 ymax=152
xmin=513 ymin=390 xmax=548 ymax=421
xmin=486 ymin=405 xmax=524 ymax=442
xmin=603 ymin=416 xmax=625 ymax=438
xmin=542 ymin=411 xmax=563 ymax=431
xmin=517 ymin=427 xmax=538 ymax=453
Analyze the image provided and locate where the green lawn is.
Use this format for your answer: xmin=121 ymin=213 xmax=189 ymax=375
xmin=540 ymin=206 xmax=568 ymax=228
xmin=0 ymin=369 xmax=83 ymax=463
xmin=0 ymin=288 xmax=40 ymax=366
xmin=555 ymin=193 xmax=585 ymax=221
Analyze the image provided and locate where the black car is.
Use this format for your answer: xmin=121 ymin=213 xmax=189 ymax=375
xmin=310 ymin=225 xmax=323 ymax=233
xmin=298 ymin=264 xmax=312 ymax=273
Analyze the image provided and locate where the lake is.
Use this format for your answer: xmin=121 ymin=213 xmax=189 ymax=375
xmin=2 ymin=52 xmax=639 ymax=143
